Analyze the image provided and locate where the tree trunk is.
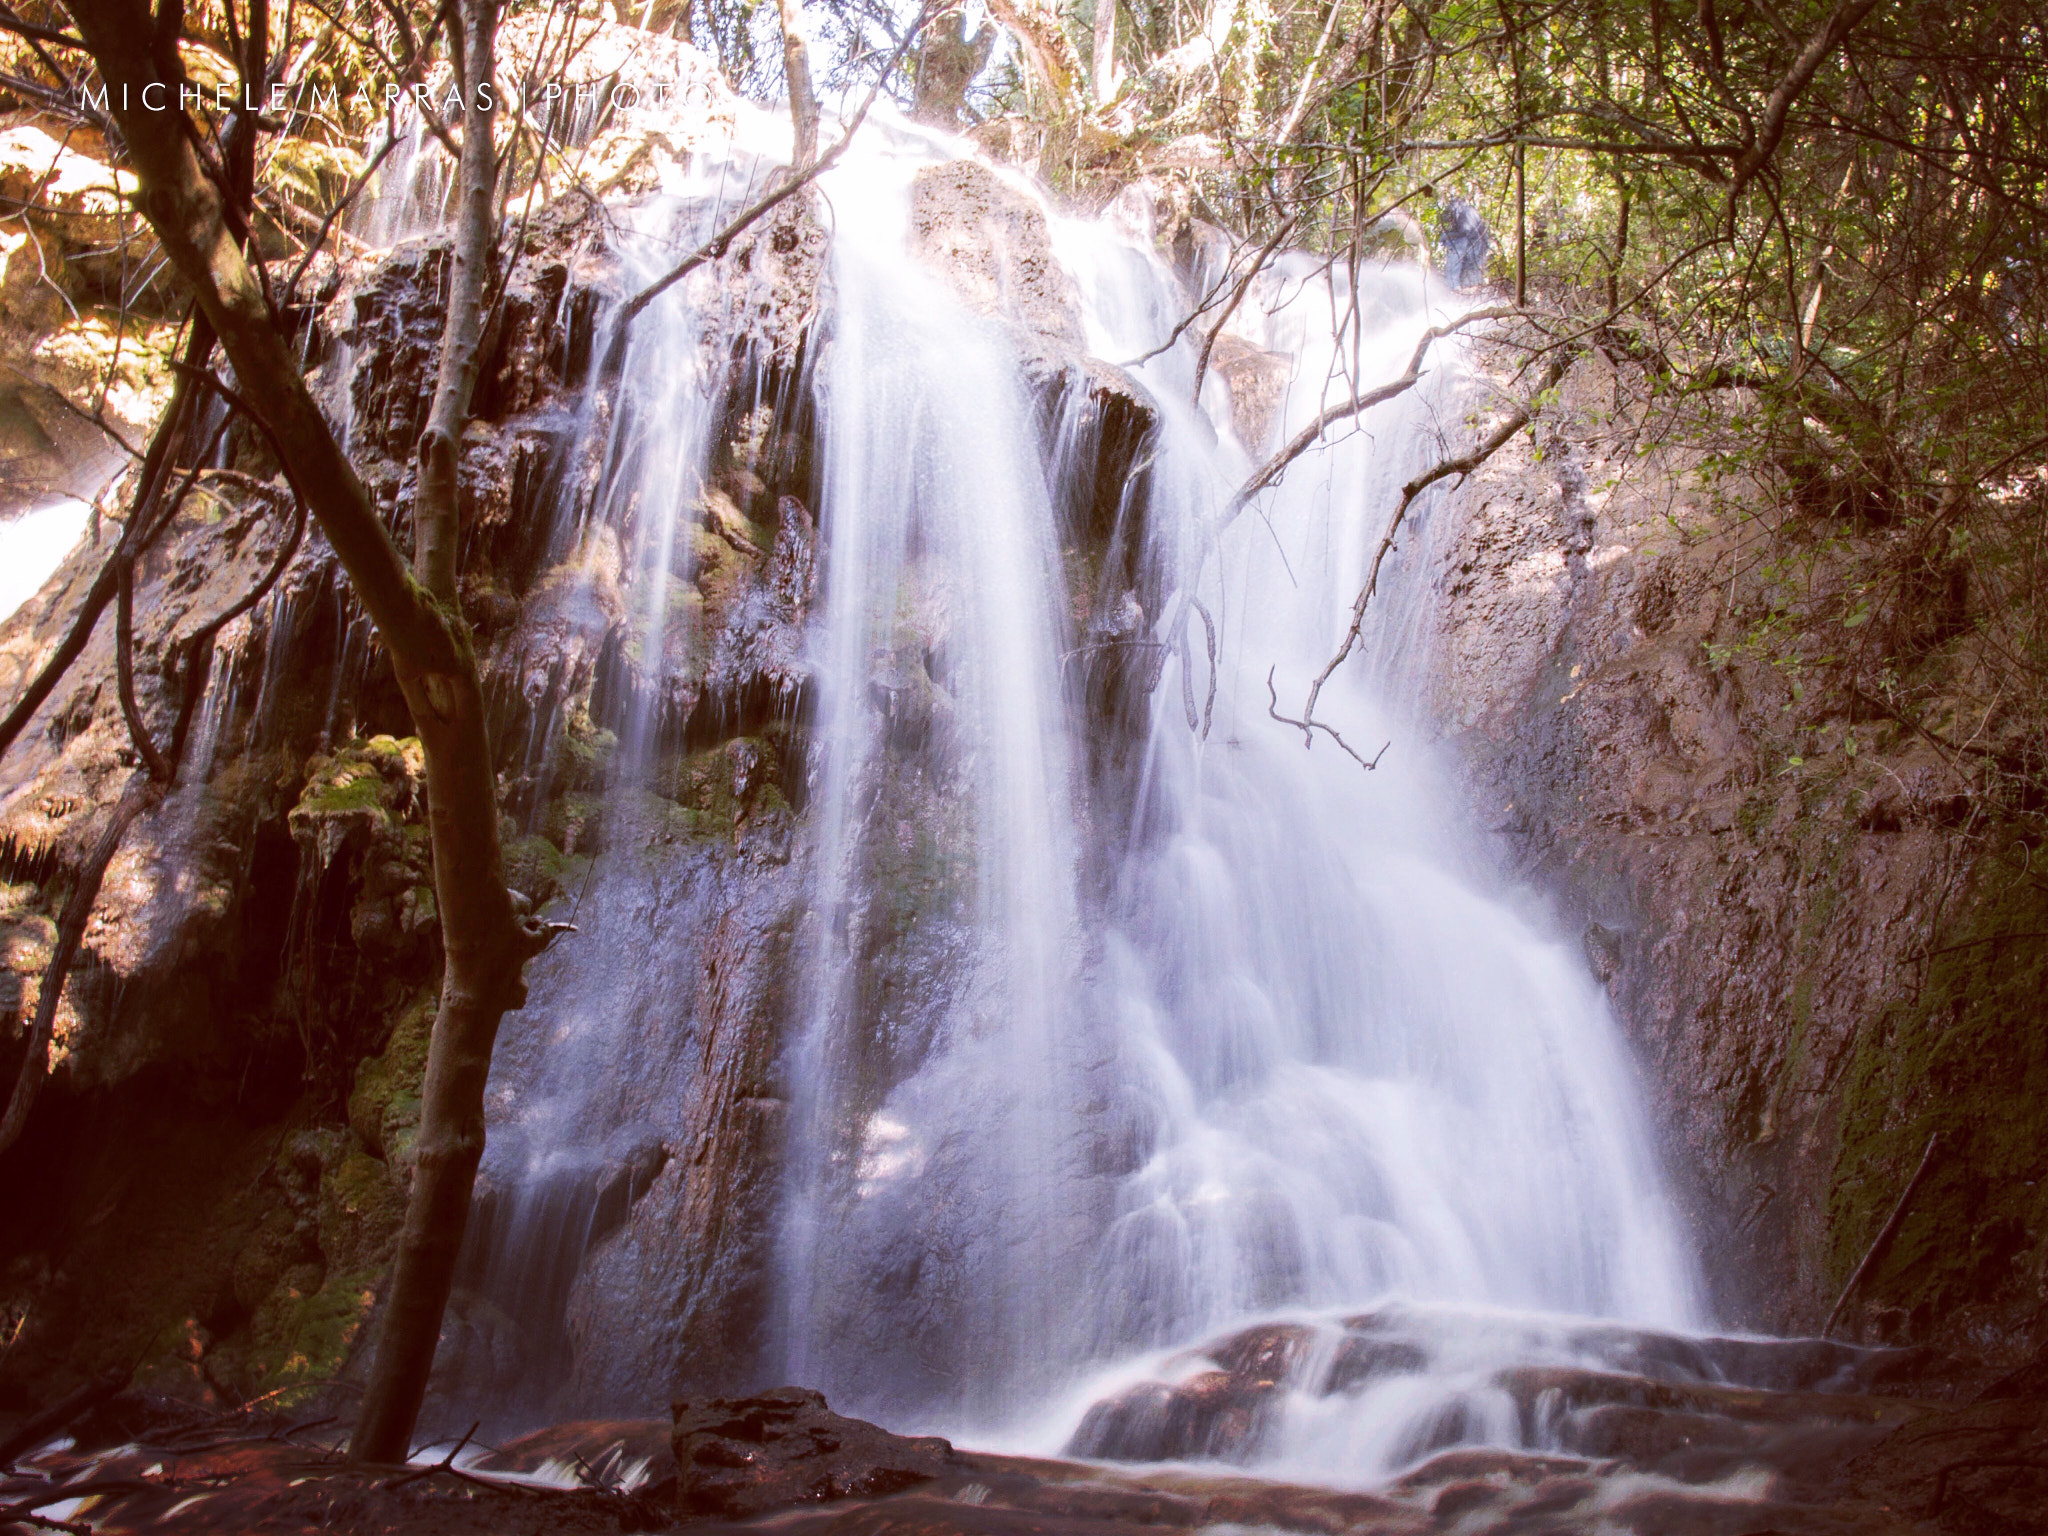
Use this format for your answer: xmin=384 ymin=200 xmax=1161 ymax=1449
xmin=60 ymin=0 xmax=544 ymax=1465
xmin=983 ymin=0 xmax=1084 ymax=112
xmin=411 ymin=0 xmax=498 ymax=608
xmin=1091 ymin=0 xmax=1117 ymax=103
xmin=776 ymin=0 xmax=819 ymax=167
xmin=350 ymin=0 xmax=508 ymax=1462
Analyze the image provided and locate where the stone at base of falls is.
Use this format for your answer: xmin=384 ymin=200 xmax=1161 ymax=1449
xmin=668 ymin=1387 xmax=955 ymax=1518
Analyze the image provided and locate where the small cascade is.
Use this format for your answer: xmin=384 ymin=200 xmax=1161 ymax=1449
xmin=351 ymin=110 xmax=457 ymax=251
xmin=446 ymin=125 xmax=813 ymax=1422
xmin=0 ymin=497 xmax=93 ymax=626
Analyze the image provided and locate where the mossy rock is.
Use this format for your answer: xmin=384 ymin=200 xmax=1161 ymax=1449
xmin=503 ymin=833 xmax=589 ymax=909
xmin=290 ymin=735 xmax=426 ymax=870
xmin=1826 ymin=860 xmax=2048 ymax=1330
xmin=347 ymin=988 xmax=435 ymax=1168
xmin=227 ymin=1266 xmax=382 ymax=1405
xmin=542 ymin=790 xmax=608 ymax=858
xmin=549 ymin=711 xmax=617 ymax=793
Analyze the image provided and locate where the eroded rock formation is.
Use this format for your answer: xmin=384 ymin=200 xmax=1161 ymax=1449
xmin=1423 ymin=345 xmax=2048 ymax=1360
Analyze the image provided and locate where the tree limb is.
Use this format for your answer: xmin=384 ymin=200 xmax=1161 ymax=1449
xmin=1300 ymin=346 xmax=1576 ymax=726
xmin=1266 ymin=666 xmax=1388 ymax=770
xmin=1824 ymin=1130 xmax=1940 ymax=1337
xmin=1222 ymin=304 xmax=1516 ymax=530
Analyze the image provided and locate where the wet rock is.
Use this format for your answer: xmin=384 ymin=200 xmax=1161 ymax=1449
xmin=1205 ymin=334 xmax=1291 ymax=455
xmin=1067 ymin=1323 xmax=1322 ymax=1462
xmin=1493 ymin=1364 xmax=1926 ymax=1429
xmin=1427 ymin=339 xmax=2048 ymax=1354
xmin=670 ymin=1386 xmax=954 ymax=1518
xmin=722 ymin=194 xmax=830 ymax=368
xmin=908 ymin=160 xmax=1084 ymax=353
xmin=471 ymin=1417 xmax=676 ymax=1489
xmin=1558 ymin=1401 xmax=1762 ymax=1463
xmin=1068 ymin=1370 xmax=1284 ymax=1463
xmin=1324 ymin=1332 xmax=1431 ymax=1392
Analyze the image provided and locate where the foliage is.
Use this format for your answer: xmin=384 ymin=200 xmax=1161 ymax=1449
xmin=972 ymin=0 xmax=2048 ymax=815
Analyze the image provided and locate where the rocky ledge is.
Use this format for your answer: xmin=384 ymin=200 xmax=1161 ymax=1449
xmin=7 ymin=1333 xmax=2048 ymax=1534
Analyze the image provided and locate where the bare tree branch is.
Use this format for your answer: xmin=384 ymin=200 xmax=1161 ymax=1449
xmin=1300 ymin=347 xmax=1577 ymax=726
xmin=1221 ymin=304 xmax=1517 ymax=530
xmin=1266 ymin=666 xmax=1388 ymax=770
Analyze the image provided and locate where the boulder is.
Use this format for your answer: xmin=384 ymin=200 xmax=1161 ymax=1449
xmin=670 ymin=1387 xmax=954 ymax=1518
xmin=907 ymin=160 xmax=1084 ymax=354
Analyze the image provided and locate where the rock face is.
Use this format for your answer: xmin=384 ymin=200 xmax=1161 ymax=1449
xmin=0 ymin=163 xmax=839 ymax=1415
xmin=1417 ymin=343 xmax=2048 ymax=1358
xmin=908 ymin=160 xmax=1085 ymax=355
xmin=0 ymin=119 xmax=1175 ymax=1424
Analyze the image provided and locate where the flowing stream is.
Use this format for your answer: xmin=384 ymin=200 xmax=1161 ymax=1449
xmin=449 ymin=106 xmax=1705 ymax=1483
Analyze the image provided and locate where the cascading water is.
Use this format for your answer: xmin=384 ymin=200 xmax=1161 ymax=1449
xmin=776 ymin=138 xmax=1092 ymax=1426
xmin=454 ymin=101 xmax=1707 ymax=1479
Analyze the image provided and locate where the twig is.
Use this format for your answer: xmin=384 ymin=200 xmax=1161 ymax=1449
xmin=382 ymin=1421 xmax=480 ymax=1490
xmin=285 ymin=128 xmax=405 ymax=305
xmin=1220 ymin=305 xmax=1517 ymax=531
xmin=1190 ymin=211 xmax=1301 ymax=405
xmin=1298 ymin=347 xmax=1577 ymax=728
xmin=1266 ymin=667 xmax=1387 ymax=771
xmin=1824 ymin=1131 xmax=1940 ymax=1337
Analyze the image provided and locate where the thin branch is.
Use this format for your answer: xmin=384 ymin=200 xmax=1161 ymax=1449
xmin=283 ymin=126 xmax=404 ymax=304
xmin=1824 ymin=1131 xmax=1941 ymax=1337
xmin=0 ymin=4 xmax=84 ymax=49
xmin=1300 ymin=346 xmax=1576 ymax=726
xmin=1266 ymin=666 xmax=1387 ymax=771
xmin=113 ymin=554 xmax=172 ymax=781
xmin=169 ymin=477 xmax=306 ymax=766
xmin=1222 ymin=304 xmax=1517 ymax=530
xmin=1190 ymin=211 xmax=1301 ymax=406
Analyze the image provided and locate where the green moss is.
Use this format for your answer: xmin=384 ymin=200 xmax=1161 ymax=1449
xmin=320 ymin=1150 xmax=407 ymax=1271
xmin=1825 ymin=865 xmax=2048 ymax=1323
xmin=234 ymin=1266 xmax=382 ymax=1404
xmin=296 ymin=769 xmax=388 ymax=817
xmin=542 ymin=790 xmax=608 ymax=856
xmin=290 ymin=736 xmax=425 ymax=858
xmin=347 ymin=988 xmax=435 ymax=1165
xmin=550 ymin=711 xmax=618 ymax=793
xmin=503 ymin=833 xmax=588 ymax=907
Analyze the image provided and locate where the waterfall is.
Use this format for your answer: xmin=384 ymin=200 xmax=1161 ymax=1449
xmin=777 ymin=139 xmax=1089 ymax=1426
xmin=457 ymin=106 xmax=1703 ymax=1476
